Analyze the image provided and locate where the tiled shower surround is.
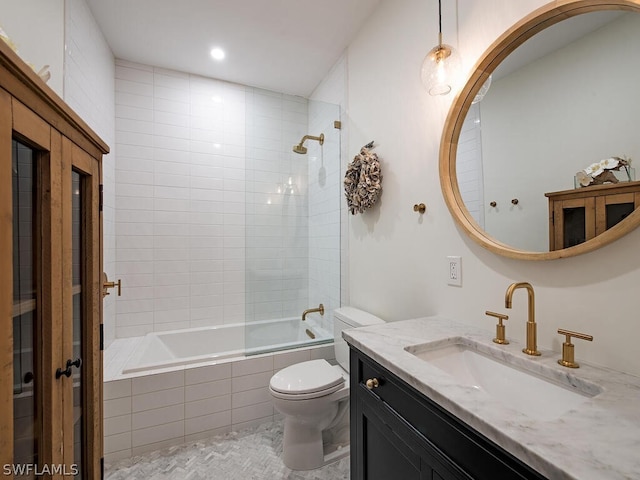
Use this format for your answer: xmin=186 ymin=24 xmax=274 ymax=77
xmin=114 ymin=60 xmax=341 ymax=338
xmin=107 ymin=59 xmax=344 ymax=461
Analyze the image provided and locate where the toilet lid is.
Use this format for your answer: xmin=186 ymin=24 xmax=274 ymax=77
xmin=270 ymin=359 xmax=345 ymax=395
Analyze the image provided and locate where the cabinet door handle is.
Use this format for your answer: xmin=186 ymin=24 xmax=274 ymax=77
xmin=365 ymin=378 xmax=379 ymax=389
xmin=55 ymin=358 xmax=82 ymax=379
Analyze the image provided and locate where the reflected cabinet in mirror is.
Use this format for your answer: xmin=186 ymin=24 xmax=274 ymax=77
xmin=440 ymin=0 xmax=640 ymax=260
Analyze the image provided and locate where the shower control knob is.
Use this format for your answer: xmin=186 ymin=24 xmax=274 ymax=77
xmin=365 ymin=378 xmax=379 ymax=390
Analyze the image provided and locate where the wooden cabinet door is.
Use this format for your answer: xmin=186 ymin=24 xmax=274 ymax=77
xmin=1 ymin=97 xmax=103 ymax=479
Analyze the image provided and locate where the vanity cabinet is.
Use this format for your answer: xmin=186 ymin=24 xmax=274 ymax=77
xmin=349 ymin=347 xmax=546 ymax=480
xmin=545 ymin=181 xmax=640 ymax=250
xmin=0 ymin=41 xmax=108 ymax=477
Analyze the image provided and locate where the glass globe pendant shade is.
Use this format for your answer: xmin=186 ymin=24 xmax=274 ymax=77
xmin=421 ymin=41 xmax=462 ymax=95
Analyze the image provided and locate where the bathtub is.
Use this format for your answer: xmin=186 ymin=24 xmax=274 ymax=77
xmin=122 ymin=316 xmax=332 ymax=374
xmin=104 ymin=316 xmax=336 ymax=462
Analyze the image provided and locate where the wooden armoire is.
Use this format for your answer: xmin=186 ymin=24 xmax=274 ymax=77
xmin=0 ymin=39 xmax=109 ymax=479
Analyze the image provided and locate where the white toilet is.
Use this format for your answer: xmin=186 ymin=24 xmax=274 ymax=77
xmin=269 ymin=307 xmax=384 ymax=470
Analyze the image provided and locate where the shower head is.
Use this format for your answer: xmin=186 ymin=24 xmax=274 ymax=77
xmin=293 ymin=133 xmax=324 ymax=154
xmin=293 ymin=144 xmax=307 ymax=155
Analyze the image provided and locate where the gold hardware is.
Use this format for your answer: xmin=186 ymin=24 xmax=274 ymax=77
xmin=557 ymin=329 xmax=593 ymax=368
xmin=302 ymin=303 xmax=324 ymax=321
xmin=505 ymin=282 xmax=540 ymax=356
xmin=490 ymin=201 xmax=497 ymax=207
xmin=485 ymin=310 xmax=509 ymax=345
xmin=365 ymin=378 xmax=379 ymax=389
xmin=334 ymin=120 xmax=341 ymax=129
xmin=292 ymin=133 xmax=324 ymax=154
xmin=305 ymin=328 xmax=316 ymax=340
xmin=511 ymin=198 xmax=519 ymax=205
xmin=102 ymin=272 xmax=121 ymax=298
xmin=413 ymin=203 xmax=426 ymax=214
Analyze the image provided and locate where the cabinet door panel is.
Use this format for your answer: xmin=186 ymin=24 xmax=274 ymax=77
xmin=357 ymin=395 xmax=421 ymax=480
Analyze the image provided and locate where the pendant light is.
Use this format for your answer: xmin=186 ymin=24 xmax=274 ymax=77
xmin=420 ymin=0 xmax=461 ymax=95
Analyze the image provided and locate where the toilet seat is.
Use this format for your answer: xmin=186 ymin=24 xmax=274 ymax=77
xmin=270 ymin=359 xmax=346 ymax=400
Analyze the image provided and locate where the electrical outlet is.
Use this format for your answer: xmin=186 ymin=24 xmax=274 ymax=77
xmin=447 ymin=256 xmax=462 ymax=286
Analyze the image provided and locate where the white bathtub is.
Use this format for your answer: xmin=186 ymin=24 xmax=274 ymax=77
xmin=123 ymin=317 xmax=331 ymax=374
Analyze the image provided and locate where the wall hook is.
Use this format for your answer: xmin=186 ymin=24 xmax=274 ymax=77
xmin=511 ymin=198 xmax=519 ymax=205
xmin=413 ymin=203 xmax=426 ymax=214
xmin=490 ymin=201 xmax=497 ymax=207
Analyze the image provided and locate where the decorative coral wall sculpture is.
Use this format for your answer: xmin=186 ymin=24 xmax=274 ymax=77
xmin=344 ymin=142 xmax=383 ymax=215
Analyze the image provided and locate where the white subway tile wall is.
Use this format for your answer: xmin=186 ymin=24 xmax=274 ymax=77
xmin=63 ymin=0 xmax=117 ymax=346
xmin=103 ymin=344 xmax=335 ymax=462
xmin=456 ymin=103 xmax=485 ymax=228
xmin=115 ymin=61 xmax=339 ymax=337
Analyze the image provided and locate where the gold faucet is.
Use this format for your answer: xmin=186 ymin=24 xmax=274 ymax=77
xmin=504 ymin=282 xmax=540 ymax=356
xmin=302 ymin=303 xmax=324 ymax=321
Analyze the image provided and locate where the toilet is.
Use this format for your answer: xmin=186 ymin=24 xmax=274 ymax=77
xmin=269 ymin=307 xmax=384 ymax=470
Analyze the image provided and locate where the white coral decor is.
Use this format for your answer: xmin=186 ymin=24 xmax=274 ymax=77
xmin=576 ymin=156 xmax=631 ymax=187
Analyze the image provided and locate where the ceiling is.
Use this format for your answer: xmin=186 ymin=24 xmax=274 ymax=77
xmin=86 ymin=0 xmax=382 ymax=98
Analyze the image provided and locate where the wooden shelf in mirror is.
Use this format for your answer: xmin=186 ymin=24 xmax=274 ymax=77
xmin=546 ymin=181 xmax=640 ymax=251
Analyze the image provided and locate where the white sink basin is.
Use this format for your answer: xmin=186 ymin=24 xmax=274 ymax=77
xmin=405 ymin=339 xmax=601 ymax=421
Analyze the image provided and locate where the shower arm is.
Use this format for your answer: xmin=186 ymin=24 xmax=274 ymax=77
xmin=298 ymin=134 xmax=324 ymax=146
xmin=295 ymin=133 xmax=325 ymax=149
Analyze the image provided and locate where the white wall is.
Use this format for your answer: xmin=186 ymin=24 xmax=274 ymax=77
xmin=63 ymin=0 xmax=116 ymax=347
xmin=345 ymin=0 xmax=640 ymax=376
xmin=1 ymin=0 xmax=65 ymax=95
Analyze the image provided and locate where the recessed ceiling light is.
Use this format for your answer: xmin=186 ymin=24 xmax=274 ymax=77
xmin=210 ymin=47 xmax=225 ymax=61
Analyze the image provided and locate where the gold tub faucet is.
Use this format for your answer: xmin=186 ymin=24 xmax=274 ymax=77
xmin=302 ymin=303 xmax=324 ymax=321
xmin=504 ymin=282 xmax=541 ymax=356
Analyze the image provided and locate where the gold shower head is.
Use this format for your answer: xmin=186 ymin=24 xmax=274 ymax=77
xmin=293 ymin=133 xmax=324 ymax=154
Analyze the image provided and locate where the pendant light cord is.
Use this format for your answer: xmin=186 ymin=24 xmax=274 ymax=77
xmin=438 ymin=0 xmax=443 ymax=45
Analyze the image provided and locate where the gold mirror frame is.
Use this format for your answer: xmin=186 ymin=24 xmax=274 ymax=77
xmin=440 ymin=0 xmax=640 ymax=260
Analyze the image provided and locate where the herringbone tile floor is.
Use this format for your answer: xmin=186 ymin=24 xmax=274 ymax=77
xmin=105 ymin=420 xmax=350 ymax=480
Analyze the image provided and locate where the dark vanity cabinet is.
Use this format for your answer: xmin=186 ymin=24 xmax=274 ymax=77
xmin=349 ymin=347 xmax=546 ymax=480
xmin=545 ymin=181 xmax=640 ymax=250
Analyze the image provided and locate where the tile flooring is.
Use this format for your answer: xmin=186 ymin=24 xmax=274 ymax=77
xmin=105 ymin=420 xmax=350 ymax=480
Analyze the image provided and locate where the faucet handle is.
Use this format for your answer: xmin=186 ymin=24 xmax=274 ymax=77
xmin=557 ymin=328 xmax=593 ymax=368
xmin=485 ymin=311 xmax=509 ymax=345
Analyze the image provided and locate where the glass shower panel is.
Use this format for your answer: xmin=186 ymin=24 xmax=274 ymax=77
xmin=12 ymin=140 xmax=40 ymax=476
xmin=244 ymin=92 xmax=340 ymax=355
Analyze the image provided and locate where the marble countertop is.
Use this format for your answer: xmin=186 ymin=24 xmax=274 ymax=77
xmin=343 ymin=316 xmax=640 ymax=480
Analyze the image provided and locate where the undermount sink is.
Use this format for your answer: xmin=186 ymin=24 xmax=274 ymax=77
xmin=405 ymin=338 xmax=602 ymax=421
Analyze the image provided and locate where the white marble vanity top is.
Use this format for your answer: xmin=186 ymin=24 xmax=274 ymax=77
xmin=343 ymin=316 xmax=640 ymax=480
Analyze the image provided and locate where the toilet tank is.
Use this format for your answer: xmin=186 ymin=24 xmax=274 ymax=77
xmin=333 ymin=307 xmax=384 ymax=372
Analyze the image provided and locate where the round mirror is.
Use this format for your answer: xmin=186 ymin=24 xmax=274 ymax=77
xmin=440 ymin=0 xmax=640 ymax=260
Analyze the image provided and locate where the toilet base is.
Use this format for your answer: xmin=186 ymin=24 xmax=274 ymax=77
xmin=282 ymin=420 xmax=350 ymax=470
xmin=281 ymin=401 xmax=350 ymax=471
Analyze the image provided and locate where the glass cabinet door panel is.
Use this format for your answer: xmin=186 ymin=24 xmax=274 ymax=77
xmin=12 ymin=139 xmax=40 ymax=476
xmin=71 ymin=170 xmax=84 ymax=478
